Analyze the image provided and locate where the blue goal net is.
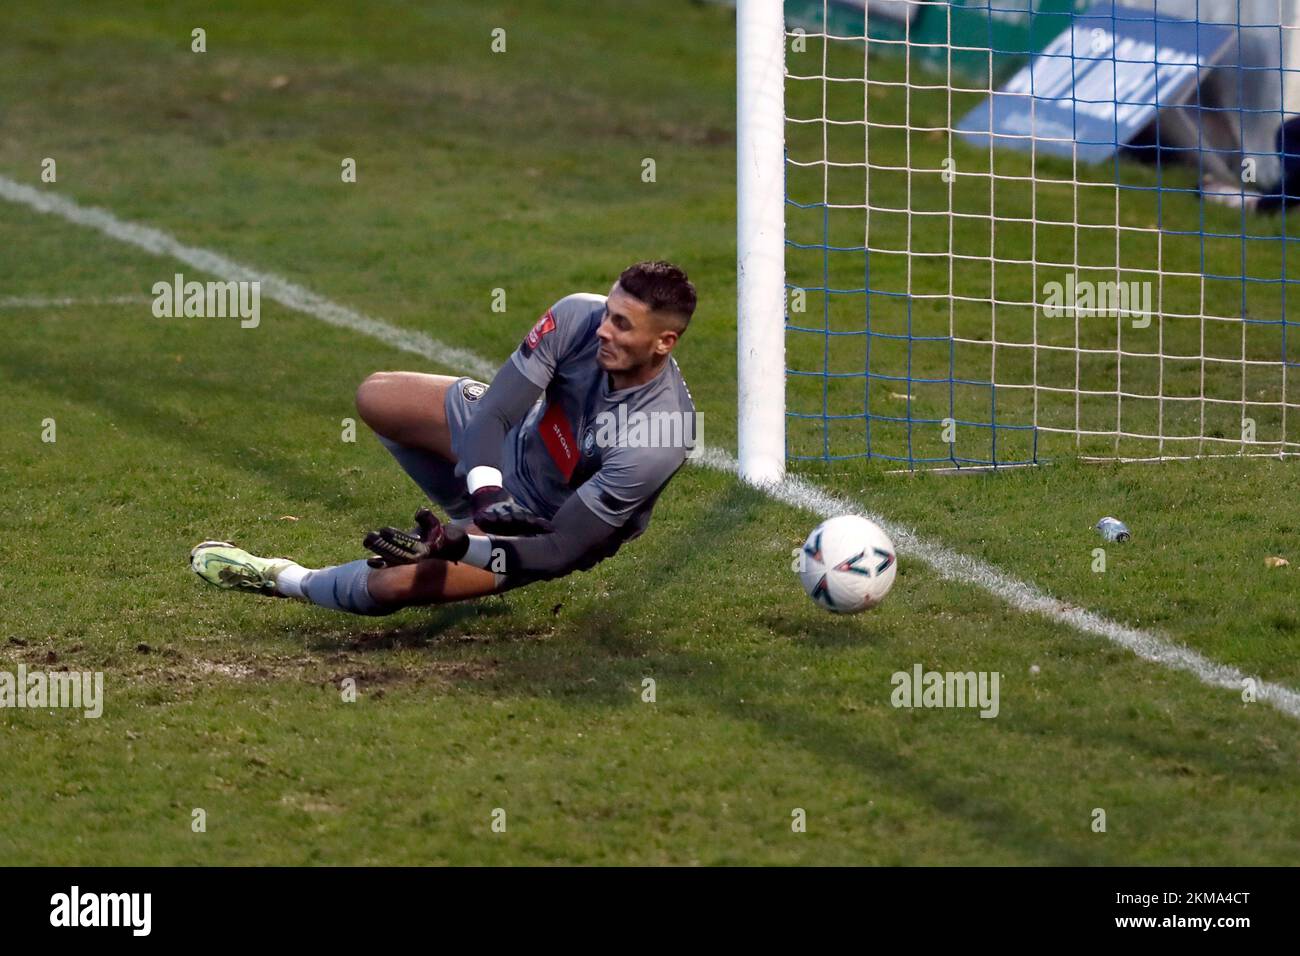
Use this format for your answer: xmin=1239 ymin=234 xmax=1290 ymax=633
xmin=782 ymin=0 xmax=1300 ymax=468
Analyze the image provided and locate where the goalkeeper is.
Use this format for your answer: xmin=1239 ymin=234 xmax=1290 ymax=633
xmin=190 ymin=261 xmax=698 ymax=616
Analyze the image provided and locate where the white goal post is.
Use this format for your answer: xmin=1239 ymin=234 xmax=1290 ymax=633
xmin=737 ymin=0 xmax=788 ymax=485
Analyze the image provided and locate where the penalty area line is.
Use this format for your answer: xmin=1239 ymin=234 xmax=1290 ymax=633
xmin=0 ymin=176 xmax=497 ymax=382
xmin=0 ymin=294 xmax=153 ymax=309
xmin=3 ymin=171 xmax=1296 ymax=722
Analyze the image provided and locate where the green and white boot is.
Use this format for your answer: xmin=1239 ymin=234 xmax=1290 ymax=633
xmin=189 ymin=541 xmax=298 ymax=598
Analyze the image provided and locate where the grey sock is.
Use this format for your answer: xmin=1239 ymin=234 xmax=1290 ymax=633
xmin=378 ymin=436 xmax=472 ymax=519
xmin=301 ymin=559 xmax=390 ymax=616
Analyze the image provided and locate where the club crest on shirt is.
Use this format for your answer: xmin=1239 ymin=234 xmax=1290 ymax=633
xmin=582 ymin=425 xmax=597 ymax=457
xmin=461 ymin=380 xmax=487 ymax=402
xmin=523 ymin=309 xmax=557 ymax=354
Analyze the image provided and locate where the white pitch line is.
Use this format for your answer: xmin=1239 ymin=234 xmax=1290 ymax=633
xmin=3 ymin=172 xmax=1296 ymax=721
xmin=0 ymin=294 xmax=152 ymax=309
xmin=0 ymin=177 xmax=497 ymax=382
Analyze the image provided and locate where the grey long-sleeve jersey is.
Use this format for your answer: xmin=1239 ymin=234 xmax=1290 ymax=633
xmin=456 ymin=293 xmax=697 ymax=583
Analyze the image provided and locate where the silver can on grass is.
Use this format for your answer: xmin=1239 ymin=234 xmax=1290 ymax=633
xmin=1096 ymin=517 xmax=1131 ymax=542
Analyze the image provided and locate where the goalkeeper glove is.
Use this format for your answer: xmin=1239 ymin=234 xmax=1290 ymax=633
xmin=364 ymin=507 xmax=469 ymax=568
xmin=470 ymin=485 xmax=554 ymax=536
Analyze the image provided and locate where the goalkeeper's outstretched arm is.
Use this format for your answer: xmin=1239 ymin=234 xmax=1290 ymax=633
xmin=457 ymin=360 xmax=541 ymax=484
xmin=466 ymin=493 xmax=617 ymax=581
xmin=363 ymin=492 xmax=618 ymax=608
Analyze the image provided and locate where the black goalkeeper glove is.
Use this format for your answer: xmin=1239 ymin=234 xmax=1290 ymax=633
xmin=364 ymin=507 xmax=470 ymax=568
xmin=470 ymin=485 xmax=554 ymax=536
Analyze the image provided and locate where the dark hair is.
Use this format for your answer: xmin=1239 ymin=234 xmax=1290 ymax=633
xmin=618 ymin=260 xmax=697 ymax=331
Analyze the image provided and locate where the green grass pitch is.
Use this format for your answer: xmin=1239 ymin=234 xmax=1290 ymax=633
xmin=1 ymin=0 xmax=1299 ymax=864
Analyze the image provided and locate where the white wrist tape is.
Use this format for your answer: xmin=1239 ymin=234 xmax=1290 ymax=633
xmin=466 ymin=466 xmax=504 ymax=495
xmin=462 ymin=534 xmax=494 ymax=570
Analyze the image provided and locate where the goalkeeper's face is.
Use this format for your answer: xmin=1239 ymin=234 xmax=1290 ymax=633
xmin=596 ymin=282 xmax=680 ymax=374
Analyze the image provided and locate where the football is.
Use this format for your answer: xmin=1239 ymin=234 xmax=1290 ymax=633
xmin=799 ymin=515 xmax=897 ymax=613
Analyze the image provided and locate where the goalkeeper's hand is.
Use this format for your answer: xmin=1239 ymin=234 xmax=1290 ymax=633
xmin=364 ymin=507 xmax=469 ymax=568
xmin=471 ymin=485 xmax=554 ymax=536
